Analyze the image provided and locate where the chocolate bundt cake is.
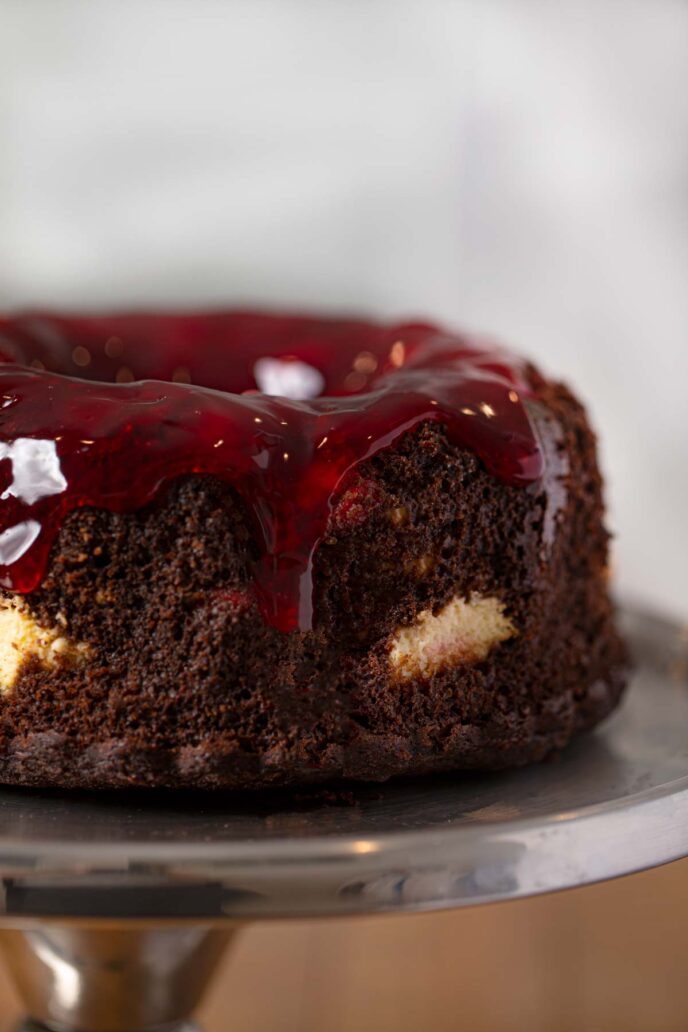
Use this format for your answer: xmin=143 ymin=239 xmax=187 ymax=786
xmin=0 ymin=311 xmax=626 ymax=789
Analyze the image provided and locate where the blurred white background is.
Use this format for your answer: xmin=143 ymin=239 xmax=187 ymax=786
xmin=0 ymin=0 xmax=686 ymax=616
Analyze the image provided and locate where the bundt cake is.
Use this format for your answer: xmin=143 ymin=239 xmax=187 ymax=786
xmin=0 ymin=311 xmax=626 ymax=789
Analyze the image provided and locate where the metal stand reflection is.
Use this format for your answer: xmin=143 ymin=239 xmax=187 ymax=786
xmin=0 ymin=924 xmax=235 ymax=1032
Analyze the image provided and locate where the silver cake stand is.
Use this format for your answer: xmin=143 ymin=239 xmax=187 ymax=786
xmin=0 ymin=603 xmax=686 ymax=1032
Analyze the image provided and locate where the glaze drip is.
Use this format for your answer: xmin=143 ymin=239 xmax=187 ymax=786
xmin=0 ymin=312 xmax=543 ymax=632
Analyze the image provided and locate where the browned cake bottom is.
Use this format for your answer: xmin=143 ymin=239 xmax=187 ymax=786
xmin=0 ymin=377 xmax=627 ymax=789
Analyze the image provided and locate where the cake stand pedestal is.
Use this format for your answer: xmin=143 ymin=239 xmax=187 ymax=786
xmin=0 ymin=604 xmax=686 ymax=1032
xmin=0 ymin=925 xmax=234 ymax=1032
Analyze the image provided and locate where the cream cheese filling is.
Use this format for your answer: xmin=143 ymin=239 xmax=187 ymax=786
xmin=0 ymin=595 xmax=90 ymax=692
xmin=389 ymin=593 xmax=517 ymax=681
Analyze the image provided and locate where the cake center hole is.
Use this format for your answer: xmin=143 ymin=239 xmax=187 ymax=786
xmin=1 ymin=317 xmax=389 ymax=399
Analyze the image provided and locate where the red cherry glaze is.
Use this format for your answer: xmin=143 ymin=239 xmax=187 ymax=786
xmin=0 ymin=311 xmax=543 ymax=632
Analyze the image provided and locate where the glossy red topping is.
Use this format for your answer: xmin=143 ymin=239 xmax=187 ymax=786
xmin=0 ymin=312 xmax=542 ymax=632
